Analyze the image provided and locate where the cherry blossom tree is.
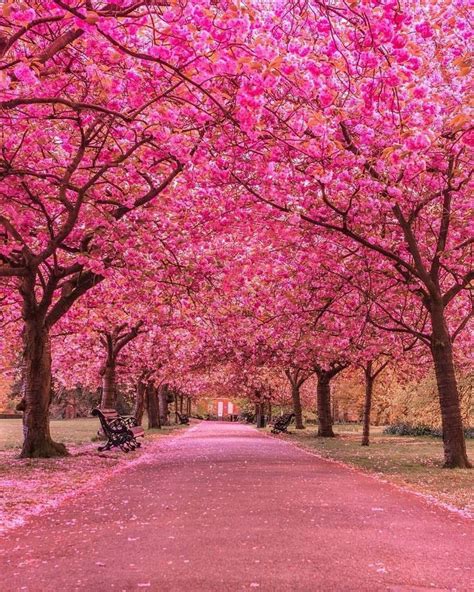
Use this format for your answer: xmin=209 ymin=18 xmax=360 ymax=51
xmin=0 ymin=0 xmax=253 ymax=457
xmin=98 ymin=321 xmax=145 ymax=408
xmin=211 ymin=0 xmax=472 ymax=467
xmin=0 ymin=1 xmax=471 ymax=470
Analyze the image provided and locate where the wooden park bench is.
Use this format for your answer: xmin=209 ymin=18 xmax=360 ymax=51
xmin=271 ymin=413 xmax=295 ymax=434
xmin=176 ymin=411 xmax=190 ymax=425
xmin=92 ymin=408 xmax=145 ymax=452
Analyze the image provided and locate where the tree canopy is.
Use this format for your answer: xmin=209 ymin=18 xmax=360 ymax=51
xmin=0 ymin=0 xmax=472 ymax=466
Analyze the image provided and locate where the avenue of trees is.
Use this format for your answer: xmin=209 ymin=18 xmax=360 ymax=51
xmin=0 ymin=0 xmax=472 ymax=467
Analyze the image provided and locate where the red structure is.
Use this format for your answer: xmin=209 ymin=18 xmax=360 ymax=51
xmin=197 ymin=398 xmax=240 ymax=420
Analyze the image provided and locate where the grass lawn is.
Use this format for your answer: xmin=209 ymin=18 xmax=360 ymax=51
xmin=0 ymin=416 xmax=186 ymax=451
xmin=272 ymin=423 xmax=474 ymax=516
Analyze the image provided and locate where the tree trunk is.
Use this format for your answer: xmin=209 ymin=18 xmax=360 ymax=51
xmin=316 ymin=375 xmax=335 ymax=437
xmin=361 ymin=363 xmax=373 ymax=447
xmin=64 ymin=390 xmax=77 ymax=420
xmin=20 ymin=321 xmax=68 ymax=458
xmin=291 ymin=383 xmax=305 ymax=429
xmin=335 ymin=399 xmax=343 ymax=423
xmin=147 ymin=384 xmax=160 ymax=429
xmin=156 ymin=387 xmax=162 ymax=429
xmin=174 ymin=392 xmax=179 ymax=423
xmin=255 ymin=402 xmax=262 ymax=427
xmin=179 ymin=394 xmax=184 ymax=414
xmin=134 ymin=380 xmax=146 ymax=425
xmin=100 ymin=363 xmax=116 ymax=409
xmin=158 ymin=386 xmax=169 ymax=426
xmin=430 ymin=304 xmax=470 ymax=468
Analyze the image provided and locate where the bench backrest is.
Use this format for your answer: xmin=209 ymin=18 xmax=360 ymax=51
xmin=99 ymin=408 xmax=120 ymax=420
xmin=92 ymin=408 xmax=124 ymax=434
xmin=274 ymin=413 xmax=294 ymax=427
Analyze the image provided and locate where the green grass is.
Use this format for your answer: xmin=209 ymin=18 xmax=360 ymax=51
xmin=0 ymin=417 xmax=186 ymax=451
xmin=273 ymin=423 xmax=474 ymax=515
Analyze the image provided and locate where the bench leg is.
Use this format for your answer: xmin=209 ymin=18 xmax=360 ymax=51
xmin=98 ymin=440 xmax=114 ymax=452
xmin=121 ymin=436 xmax=141 ymax=452
xmin=128 ymin=435 xmax=142 ymax=450
xmin=97 ymin=433 xmax=142 ymax=453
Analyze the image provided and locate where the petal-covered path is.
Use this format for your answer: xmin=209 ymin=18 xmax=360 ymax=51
xmin=1 ymin=422 xmax=473 ymax=592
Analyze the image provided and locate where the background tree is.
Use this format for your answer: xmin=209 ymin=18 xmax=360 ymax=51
xmin=98 ymin=321 xmax=145 ymax=409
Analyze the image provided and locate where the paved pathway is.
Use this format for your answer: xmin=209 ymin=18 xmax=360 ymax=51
xmin=1 ymin=422 xmax=473 ymax=591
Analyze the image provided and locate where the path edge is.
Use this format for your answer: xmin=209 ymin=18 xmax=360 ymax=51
xmin=261 ymin=429 xmax=473 ymax=522
xmin=0 ymin=425 xmax=195 ymax=538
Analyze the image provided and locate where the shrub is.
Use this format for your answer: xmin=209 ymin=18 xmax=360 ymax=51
xmin=465 ymin=427 xmax=474 ymax=439
xmin=383 ymin=423 xmax=473 ymax=438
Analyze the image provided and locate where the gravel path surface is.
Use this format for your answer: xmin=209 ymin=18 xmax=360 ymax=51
xmin=1 ymin=421 xmax=473 ymax=591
